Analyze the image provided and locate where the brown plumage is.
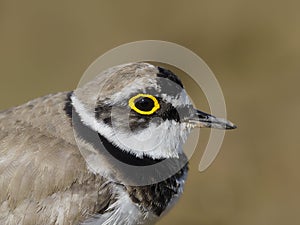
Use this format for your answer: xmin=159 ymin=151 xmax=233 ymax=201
xmin=0 ymin=93 xmax=115 ymax=224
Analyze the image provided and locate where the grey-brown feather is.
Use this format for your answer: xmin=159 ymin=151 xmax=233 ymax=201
xmin=0 ymin=93 xmax=115 ymax=225
xmin=74 ymin=63 xmax=159 ymax=110
xmin=0 ymin=62 xmax=190 ymax=225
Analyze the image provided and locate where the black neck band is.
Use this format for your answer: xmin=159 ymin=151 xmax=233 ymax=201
xmin=97 ymin=133 xmax=164 ymax=166
xmin=64 ymin=93 xmax=165 ymax=167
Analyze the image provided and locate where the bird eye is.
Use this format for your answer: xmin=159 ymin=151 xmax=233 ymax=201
xmin=128 ymin=94 xmax=160 ymax=115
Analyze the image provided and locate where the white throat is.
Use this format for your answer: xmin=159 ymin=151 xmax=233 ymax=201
xmin=71 ymin=95 xmax=191 ymax=159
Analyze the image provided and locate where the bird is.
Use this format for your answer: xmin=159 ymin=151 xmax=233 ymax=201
xmin=0 ymin=62 xmax=236 ymax=225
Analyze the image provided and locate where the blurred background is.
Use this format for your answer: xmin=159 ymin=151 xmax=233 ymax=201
xmin=0 ymin=1 xmax=299 ymax=224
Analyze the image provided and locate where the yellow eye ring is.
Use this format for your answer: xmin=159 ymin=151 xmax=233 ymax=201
xmin=128 ymin=94 xmax=160 ymax=115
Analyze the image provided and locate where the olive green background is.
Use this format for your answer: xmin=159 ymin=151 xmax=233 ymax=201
xmin=0 ymin=1 xmax=299 ymax=225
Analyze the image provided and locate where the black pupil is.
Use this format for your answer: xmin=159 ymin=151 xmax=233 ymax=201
xmin=134 ymin=97 xmax=155 ymax=112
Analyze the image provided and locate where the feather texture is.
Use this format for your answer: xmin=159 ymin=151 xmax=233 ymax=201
xmin=0 ymin=93 xmax=115 ymax=225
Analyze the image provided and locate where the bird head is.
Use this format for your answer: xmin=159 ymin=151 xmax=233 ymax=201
xmin=72 ymin=62 xmax=236 ymax=161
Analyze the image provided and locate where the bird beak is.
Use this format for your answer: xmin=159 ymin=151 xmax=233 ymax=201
xmin=188 ymin=109 xmax=237 ymax=130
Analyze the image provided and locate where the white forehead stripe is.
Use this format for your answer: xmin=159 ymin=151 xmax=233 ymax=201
xmin=161 ymin=90 xmax=192 ymax=107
